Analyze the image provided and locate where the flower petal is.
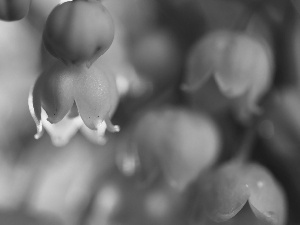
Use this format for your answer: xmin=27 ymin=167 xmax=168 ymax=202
xmin=39 ymin=61 xmax=75 ymax=124
xmin=214 ymin=33 xmax=269 ymax=98
xmin=182 ymin=31 xmax=229 ymax=91
xmin=200 ymin=162 xmax=250 ymax=222
xmin=103 ymin=64 xmax=120 ymax=118
xmin=196 ymin=203 xmax=269 ymax=225
xmin=240 ymin=40 xmax=273 ymax=118
xmin=41 ymin=109 xmax=83 ymax=147
xmin=214 ymin=71 xmax=250 ymax=98
xmin=28 ymin=78 xmax=43 ymax=139
xmin=245 ymin=164 xmax=287 ymax=225
xmin=80 ymin=122 xmax=107 ymax=145
xmin=74 ymin=64 xmax=119 ymax=131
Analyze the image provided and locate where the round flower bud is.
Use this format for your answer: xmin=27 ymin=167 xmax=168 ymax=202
xmin=0 ymin=0 xmax=31 ymax=21
xmin=43 ymin=0 xmax=114 ymax=67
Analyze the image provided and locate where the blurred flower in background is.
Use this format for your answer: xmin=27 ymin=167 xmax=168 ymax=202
xmin=0 ymin=0 xmax=300 ymax=225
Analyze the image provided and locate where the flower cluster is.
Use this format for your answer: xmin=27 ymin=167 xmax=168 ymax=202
xmin=0 ymin=0 xmax=299 ymax=225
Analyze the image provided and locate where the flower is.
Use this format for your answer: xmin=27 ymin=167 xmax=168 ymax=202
xmin=196 ymin=162 xmax=287 ymax=225
xmin=43 ymin=0 xmax=115 ymax=67
xmin=183 ymin=30 xmax=273 ymax=118
xmin=126 ymin=107 xmax=221 ymax=190
xmin=0 ymin=0 xmax=32 ymax=21
xmin=28 ymin=60 xmax=120 ymax=146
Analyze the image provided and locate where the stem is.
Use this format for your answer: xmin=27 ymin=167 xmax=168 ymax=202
xmin=234 ymin=127 xmax=256 ymax=163
xmin=232 ymin=114 xmax=261 ymax=163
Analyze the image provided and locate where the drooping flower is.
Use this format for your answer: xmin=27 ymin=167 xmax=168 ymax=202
xmin=28 ymin=60 xmax=120 ymax=146
xmin=196 ymin=162 xmax=287 ymax=225
xmin=121 ymin=107 xmax=221 ymax=190
xmin=183 ymin=30 xmax=273 ymax=118
xmin=0 ymin=0 xmax=32 ymax=21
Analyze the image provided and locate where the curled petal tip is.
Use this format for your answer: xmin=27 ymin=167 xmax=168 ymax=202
xmin=104 ymin=116 xmax=120 ymax=133
xmin=112 ymin=125 xmax=120 ymax=132
xmin=93 ymin=121 xmax=108 ymax=145
xmin=28 ymin=86 xmax=44 ymax=140
xmin=80 ymin=122 xmax=108 ymax=145
xmin=34 ymin=122 xmax=44 ymax=139
xmin=46 ymin=117 xmax=54 ymax=124
xmin=34 ymin=134 xmax=42 ymax=140
xmin=96 ymin=120 xmax=107 ymax=134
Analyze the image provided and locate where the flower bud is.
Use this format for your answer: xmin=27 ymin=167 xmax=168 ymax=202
xmin=0 ymin=0 xmax=31 ymax=21
xmin=43 ymin=0 xmax=114 ymax=66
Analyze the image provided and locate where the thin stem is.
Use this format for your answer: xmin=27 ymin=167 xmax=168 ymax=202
xmin=234 ymin=127 xmax=256 ymax=163
xmin=231 ymin=112 xmax=262 ymax=163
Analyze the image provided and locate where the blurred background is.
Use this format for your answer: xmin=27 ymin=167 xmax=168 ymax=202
xmin=0 ymin=0 xmax=300 ymax=224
